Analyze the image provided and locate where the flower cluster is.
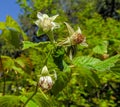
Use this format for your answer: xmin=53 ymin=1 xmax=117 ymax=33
xmin=35 ymin=12 xmax=88 ymax=90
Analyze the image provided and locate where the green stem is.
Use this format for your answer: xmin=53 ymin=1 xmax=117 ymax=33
xmin=47 ymin=31 xmax=55 ymax=43
xmin=23 ymin=82 xmax=38 ymax=107
xmin=39 ymin=88 xmax=48 ymax=100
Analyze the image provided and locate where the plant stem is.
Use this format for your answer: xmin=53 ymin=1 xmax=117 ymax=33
xmin=23 ymin=82 xmax=38 ymax=107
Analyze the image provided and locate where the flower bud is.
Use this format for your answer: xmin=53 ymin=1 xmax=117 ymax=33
xmin=41 ymin=66 xmax=49 ymax=76
xmin=39 ymin=76 xmax=53 ymax=90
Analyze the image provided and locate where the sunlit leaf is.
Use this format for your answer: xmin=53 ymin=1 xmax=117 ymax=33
xmin=20 ymin=96 xmax=39 ymax=107
xmin=1 ymin=56 xmax=15 ymax=71
xmin=22 ymin=41 xmax=40 ymax=50
xmin=93 ymin=41 xmax=108 ymax=54
xmin=94 ymin=54 xmax=120 ymax=71
xmin=73 ymin=56 xmax=101 ymax=69
xmin=0 ymin=95 xmax=20 ymax=107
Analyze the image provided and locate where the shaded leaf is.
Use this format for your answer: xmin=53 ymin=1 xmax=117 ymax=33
xmin=52 ymin=71 xmax=70 ymax=95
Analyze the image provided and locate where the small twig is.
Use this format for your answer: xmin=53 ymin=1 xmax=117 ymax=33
xmin=23 ymin=82 xmax=38 ymax=107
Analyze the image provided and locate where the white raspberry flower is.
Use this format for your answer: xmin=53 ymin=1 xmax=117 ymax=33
xmin=35 ymin=12 xmax=60 ymax=32
xmin=58 ymin=22 xmax=88 ymax=46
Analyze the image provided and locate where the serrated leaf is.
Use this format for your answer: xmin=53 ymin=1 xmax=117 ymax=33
xmin=1 ymin=56 xmax=15 ymax=71
xmin=1 ymin=29 xmax=21 ymax=48
xmin=20 ymin=96 xmax=39 ymax=107
xmin=20 ymin=93 xmax=52 ymax=107
xmin=22 ymin=41 xmax=40 ymax=50
xmin=73 ymin=56 xmax=101 ymax=69
xmin=93 ymin=41 xmax=108 ymax=54
xmin=32 ymin=93 xmax=52 ymax=107
xmin=6 ymin=16 xmax=21 ymax=32
xmin=75 ymin=66 xmax=100 ymax=87
xmin=94 ymin=54 xmax=120 ymax=71
xmin=14 ymin=55 xmax=33 ymax=74
xmin=5 ymin=16 xmax=28 ymax=40
xmin=0 ymin=95 xmax=20 ymax=107
xmin=111 ymin=60 xmax=120 ymax=75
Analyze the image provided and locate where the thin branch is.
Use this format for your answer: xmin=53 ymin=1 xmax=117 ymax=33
xmin=23 ymin=82 xmax=38 ymax=107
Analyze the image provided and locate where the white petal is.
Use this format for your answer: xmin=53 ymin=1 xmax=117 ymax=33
xmin=51 ymin=22 xmax=60 ymax=30
xmin=37 ymin=12 xmax=43 ymax=21
xmin=54 ymin=71 xmax=57 ymax=80
xmin=34 ymin=20 xmax=40 ymax=26
xmin=50 ymin=14 xmax=59 ymax=21
xmin=80 ymin=42 xmax=88 ymax=47
xmin=43 ymin=14 xmax=49 ymax=19
xmin=42 ymin=66 xmax=48 ymax=72
xmin=77 ymin=27 xmax=82 ymax=34
xmin=41 ymin=66 xmax=49 ymax=75
xmin=64 ymin=22 xmax=74 ymax=35
xmin=46 ymin=76 xmax=53 ymax=84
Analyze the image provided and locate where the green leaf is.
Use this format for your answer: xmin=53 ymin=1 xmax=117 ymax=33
xmin=0 ymin=95 xmax=20 ymax=107
xmin=1 ymin=29 xmax=21 ymax=48
xmin=1 ymin=56 xmax=15 ymax=71
xmin=52 ymin=71 xmax=70 ymax=95
xmin=32 ymin=93 xmax=53 ymax=107
xmin=0 ymin=22 xmax=6 ymax=30
xmin=22 ymin=41 xmax=40 ymax=50
xmin=94 ymin=54 xmax=120 ymax=71
xmin=20 ymin=93 xmax=52 ymax=107
xmin=36 ymin=28 xmax=44 ymax=36
xmin=6 ymin=16 xmax=21 ymax=32
xmin=6 ymin=16 xmax=28 ymax=40
xmin=73 ymin=56 xmax=101 ymax=69
xmin=0 ymin=16 xmax=28 ymax=40
xmin=74 ymin=66 xmax=100 ymax=87
xmin=111 ymin=60 xmax=120 ymax=75
xmin=93 ymin=41 xmax=108 ymax=54
xmin=20 ymin=96 xmax=39 ymax=107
